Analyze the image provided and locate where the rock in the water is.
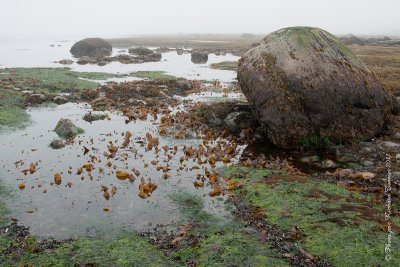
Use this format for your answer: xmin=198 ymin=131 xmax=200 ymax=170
xmin=27 ymin=94 xmax=46 ymax=105
xmin=50 ymin=139 xmax=65 ymax=149
xmin=83 ymin=112 xmax=107 ymax=122
xmin=225 ymin=111 xmax=257 ymax=133
xmin=238 ymin=27 xmax=393 ymax=148
xmin=53 ymin=96 xmax=68 ymax=104
xmin=191 ymin=52 xmax=208 ymax=64
xmin=54 ymin=118 xmax=82 ymax=138
xmin=128 ymin=47 xmax=154 ymax=55
xmin=70 ymin=38 xmax=112 ymax=58
xmin=58 ymin=59 xmax=74 ymax=65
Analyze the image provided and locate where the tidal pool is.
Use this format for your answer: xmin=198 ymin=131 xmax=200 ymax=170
xmin=0 ymin=102 xmax=243 ymax=239
xmin=0 ymin=38 xmax=240 ymax=82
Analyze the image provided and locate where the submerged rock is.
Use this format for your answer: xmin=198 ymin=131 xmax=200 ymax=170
xmin=54 ymin=118 xmax=83 ymax=138
xmin=191 ymin=52 xmax=208 ymax=64
xmin=70 ymin=38 xmax=112 ymax=58
xmin=238 ymin=27 xmax=393 ymax=148
xmin=195 ymin=101 xmax=258 ymax=133
xmin=50 ymin=139 xmax=65 ymax=149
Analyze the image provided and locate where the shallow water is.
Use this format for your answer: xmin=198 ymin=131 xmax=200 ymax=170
xmin=0 ymin=102 xmax=241 ymax=238
xmin=0 ymin=38 xmax=239 ymax=82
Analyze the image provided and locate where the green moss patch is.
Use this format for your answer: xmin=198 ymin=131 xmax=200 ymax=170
xmin=232 ymin=168 xmax=400 ymax=267
xmin=2 ymin=232 xmax=177 ymax=267
xmin=0 ymin=88 xmax=29 ymax=130
xmin=128 ymin=71 xmax=176 ymax=80
xmin=0 ymin=68 xmax=117 ymax=94
xmin=197 ymin=232 xmax=289 ymax=267
xmin=210 ymin=61 xmax=238 ymax=71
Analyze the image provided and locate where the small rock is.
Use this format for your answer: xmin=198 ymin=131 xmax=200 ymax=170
xmin=53 ymin=96 xmax=68 ymax=104
xmin=58 ymin=59 xmax=73 ymax=65
xmin=83 ymin=112 xmax=107 ymax=122
xmin=27 ymin=94 xmax=46 ymax=105
xmin=191 ymin=52 xmax=208 ymax=64
xmin=50 ymin=139 xmax=65 ymax=149
xmin=54 ymin=118 xmax=83 ymax=138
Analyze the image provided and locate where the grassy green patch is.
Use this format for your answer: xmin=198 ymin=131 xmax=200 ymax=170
xmin=234 ymin=168 xmax=400 ymax=267
xmin=0 ymin=68 xmax=117 ymax=94
xmin=169 ymin=191 xmax=216 ymax=226
xmin=129 ymin=71 xmax=176 ymax=80
xmin=0 ymin=181 xmax=11 ymax=226
xmin=2 ymin=232 xmax=177 ymax=267
xmin=198 ymin=232 xmax=288 ymax=267
xmin=210 ymin=61 xmax=238 ymax=71
xmin=0 ymin=88 xmax=29 ymax=129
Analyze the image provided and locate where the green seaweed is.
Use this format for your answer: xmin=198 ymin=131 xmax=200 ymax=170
xmin=128 ymin=71 xmax=176 ymax=80
xmin=210 ymin=61 xmax=238 ymax=71
xmin=198 ymin=232 xmax=289 ymax=267
xmin=0 ymin=88 xmax=29 ymax=130
xmin=234 ymin=168 xmax=400 ymax=267
xmin=3 ymin=232 xmax=177 ymax=267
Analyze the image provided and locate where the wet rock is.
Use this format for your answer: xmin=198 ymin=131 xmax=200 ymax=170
xmin=91 ymin=96 xmax=114 ymax=110
xmin=83 ymin=112 xmax=107 ymax=122
xmin=114 ymin=54 xmax=136 ymax=64
xmin=97 ymin=61 xmax=108 ymax=66
xmin=128 ymin=47 xmax=154 ymax=55
xmin=54 ymin=118 xmax=82 ymax=138
xmin=176 ymin=79 xmax=192 ymax=90
xmin=238 ymin=27 xmax=393 ymax=149
xmin=224 ymin=111 xmax=257 ymax=133
xmin=76 ymin=56 xmax=95 ymax=65
xmin=70 ymin=38 xmax=112 ymax=58
xmin=53 ymin=96 xmax=68 ymax=104
xmin=191 ymin=52 xmax=208 ymax=64
xmin=196 ymin=101 xmax=258 ymax=133
xmin=50 ymin=139 xmax=65 ymax=149
xmin=27 ymin=94 xmax=46 ymax=105
xmin=58 ymin=59 xmax=73 ymax=65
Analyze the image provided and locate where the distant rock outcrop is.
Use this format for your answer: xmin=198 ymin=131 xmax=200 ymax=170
xmin=70 ymin=38 xmax=112 ymax=58
xmin=128 ymin=47 xmax=162 ymax=62
xmin=238 ymin=27 xmax=393 ymax=148
xmin=128 ymin=47 xmax=154 ymax=55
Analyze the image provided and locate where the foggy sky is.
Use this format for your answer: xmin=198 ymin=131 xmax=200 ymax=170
xmin=2 ymin=0 xmax=399 ymax=39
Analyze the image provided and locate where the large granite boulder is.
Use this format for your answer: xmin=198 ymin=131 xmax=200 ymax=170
xmin=70 ymin=38 xmax=112 ymax=58
xmin=238 ymin=27 xmax=393 ymax=148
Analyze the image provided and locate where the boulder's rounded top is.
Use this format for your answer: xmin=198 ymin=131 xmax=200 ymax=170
xmin=238 ymin=27 xmax=393 ymax=148
xmin=70 ymin=38 xmax=112 ymax=58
